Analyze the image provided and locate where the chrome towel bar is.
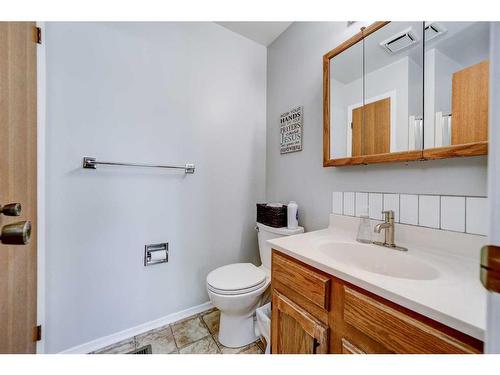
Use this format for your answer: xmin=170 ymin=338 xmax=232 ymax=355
xmin=82 ymin=157 xmax=195 ymax=174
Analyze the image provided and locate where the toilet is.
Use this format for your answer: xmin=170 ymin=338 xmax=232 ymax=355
xmin=206 ymin=222 xmax=304 ymax=348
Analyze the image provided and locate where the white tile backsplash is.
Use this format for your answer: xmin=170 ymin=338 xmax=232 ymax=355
xmin=441 ymin=196 xmax=465 ymax=232
xmin=332 ymin=192 xmax=343 ymax=215
xmin=368 ymin=193 xmax=383 ymax=220
xmin=466 ymin=197 xmax=488 ymax=235
xmin=333 ymin=191 xmax=487 ymax=236
xmin=418 ymin=195 xmax=440 ymax=228
xmin=400 ymin=194 xmax=418 ymax=225
xmin=383 ymin=194 xmax=400 ymax=222
xmin=355 ymin=192 xmax=368 ymax=217
xmin=343 ymin=192 xmax=355 ymax=216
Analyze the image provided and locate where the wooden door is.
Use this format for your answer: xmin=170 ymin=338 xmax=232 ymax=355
xmin=0 ymin=22 xmax=38 ymax=354
xmin=271 ymin=292 xmax=329 ymax=354
xmin=451 ymin=60 xmax=489 ymax=145
xmin=352 ymin=98 xmax=391 ymax=156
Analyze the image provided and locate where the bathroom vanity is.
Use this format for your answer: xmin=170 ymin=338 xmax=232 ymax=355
xmin=268 ymin=215 xmax=486 ymax=354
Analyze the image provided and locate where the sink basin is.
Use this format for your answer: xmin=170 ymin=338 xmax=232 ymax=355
xmin=316 ymin=241 xmax=440 ymax=280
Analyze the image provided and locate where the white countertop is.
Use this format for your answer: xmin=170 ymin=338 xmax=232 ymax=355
xmin=267 ymin=214 xmax=487 ymax=341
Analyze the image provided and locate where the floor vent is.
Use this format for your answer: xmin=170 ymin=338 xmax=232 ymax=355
xmin=128 ymin=345 xmax=152 ymax=354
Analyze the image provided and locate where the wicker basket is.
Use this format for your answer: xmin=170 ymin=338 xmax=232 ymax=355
xmin=256 ymin=203 xmax=287 ymax=228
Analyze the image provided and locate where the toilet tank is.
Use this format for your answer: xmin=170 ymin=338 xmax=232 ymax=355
xmin=256 ymin=222 xmax=304 ymax=270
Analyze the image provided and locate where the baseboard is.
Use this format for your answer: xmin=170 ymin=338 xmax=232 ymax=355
xmin=59 ymin=301 xmax=214 ymax=354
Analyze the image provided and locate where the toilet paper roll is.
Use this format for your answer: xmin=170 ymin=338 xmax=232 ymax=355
xmin=149 ymin=250 xmax=167 ymax=262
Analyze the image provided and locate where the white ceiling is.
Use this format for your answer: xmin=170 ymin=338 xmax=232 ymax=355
xmin=216 ymin=22 xmax=292 ymax=46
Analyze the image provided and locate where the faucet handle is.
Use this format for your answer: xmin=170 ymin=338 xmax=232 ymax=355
xmin=381 ymin=210 xmax=394 ymax=221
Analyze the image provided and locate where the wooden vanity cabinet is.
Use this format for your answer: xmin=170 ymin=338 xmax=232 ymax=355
xmin=271 ymin=250 xmax=484 ymax=354
xmin=272 ymin=292 xmax=329 ymax=354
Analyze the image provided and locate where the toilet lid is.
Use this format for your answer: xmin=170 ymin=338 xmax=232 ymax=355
xmin=207 ymin=263 xmax=267 ymax=294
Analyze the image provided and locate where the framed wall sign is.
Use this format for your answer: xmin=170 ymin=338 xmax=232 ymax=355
xmin=280 ymin=105 xmax=303 ymax=154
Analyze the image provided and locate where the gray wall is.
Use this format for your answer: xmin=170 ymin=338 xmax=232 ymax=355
xmin=266 ymin=22 xmax=487 ymax=232
xmin=45 ymin=22 xmax=266 ymax=353
xmin=486 ymin=22 xmax=500 ymax=354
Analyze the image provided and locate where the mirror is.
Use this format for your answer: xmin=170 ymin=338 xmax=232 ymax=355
xmin=329 ymin=39 xmax=363 ymax=159
xmin=364 ymin=22 xmax=424 ymax=154
xmin=323 ymin=21 xmax=489 ymax=167
xmin=325 ymin=22 xmax=424 ymax=165
xmin=423 ymin=22 xmax=489 ymax=156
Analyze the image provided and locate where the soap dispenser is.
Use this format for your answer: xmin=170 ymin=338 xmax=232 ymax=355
xmin=356 ymin=215 xmax=372 ymax=244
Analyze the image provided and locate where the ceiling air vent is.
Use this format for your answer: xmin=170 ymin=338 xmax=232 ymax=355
xmin=380 ymin=27 xmax=419 ymax=54
xmin=425 ymin=22 xmax=447 ymax=42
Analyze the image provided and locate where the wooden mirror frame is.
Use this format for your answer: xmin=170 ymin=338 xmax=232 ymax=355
xmin=323 ymin=21 xmax=488 ymax=167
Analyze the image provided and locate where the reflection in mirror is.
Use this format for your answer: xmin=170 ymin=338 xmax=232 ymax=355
xmin=328 ymin=22 xmax=424 ymax=159
xmin=424 ymin=22 xmax=489 ymax=149
xmin=363 ymin=22 xmax=424 ymax=154
xmin=329 ymin=40 xmax=363 ymax=159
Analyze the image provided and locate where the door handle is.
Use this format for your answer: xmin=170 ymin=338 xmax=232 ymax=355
xmin=0 ymin=203 xmax=22 ymax=216
xmin=312 ymin=338 xmax=320 ymax=354
xmin=0 ymin=221 xmax=31 ymax=245
xmin=480 ymin=245 xmax=500 ymax=293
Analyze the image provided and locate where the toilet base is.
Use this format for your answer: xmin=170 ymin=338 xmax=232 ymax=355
xmin=206 ymin=268 xmax=270 ymax=349
xmin=218 ymin=311 xmax=258 ymax=348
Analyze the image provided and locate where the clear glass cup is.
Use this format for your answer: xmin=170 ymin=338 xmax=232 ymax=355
xmin=356 ymin=215 xmax=372 ymax=244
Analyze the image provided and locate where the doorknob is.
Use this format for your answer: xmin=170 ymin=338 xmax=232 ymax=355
xmin=0 ymin=221 xmax=31 ymax=245
xmin=0 ymin=203 xmax=22 ymax=216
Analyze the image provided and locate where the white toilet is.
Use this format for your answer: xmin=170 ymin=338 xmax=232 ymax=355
xmin=206 ymin=222 xmax=304 ymax=348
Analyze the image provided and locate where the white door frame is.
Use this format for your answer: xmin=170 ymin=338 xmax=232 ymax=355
xmin=346 ymin=90 xmax=397 ymax=156
xmin=485 ymin=21 xmax=500 ymax=354
xmin=36 ymin=21 xmax=47 ymax=354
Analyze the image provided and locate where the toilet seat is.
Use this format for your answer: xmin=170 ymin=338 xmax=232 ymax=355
xmin=207 ymin=263 xmax=267 ymax=296
xmin=207 ymin=279 xmax=267 ymax=295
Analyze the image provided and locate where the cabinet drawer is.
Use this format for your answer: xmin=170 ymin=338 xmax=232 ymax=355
xmin=343 ymin=287 xmax=480 ymax=354
xmin=272 ymin=251 xmax=331 ymax=310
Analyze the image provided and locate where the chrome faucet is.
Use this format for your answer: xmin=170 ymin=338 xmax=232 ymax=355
xmin=373 ymin=210 xmax=407 ymax=251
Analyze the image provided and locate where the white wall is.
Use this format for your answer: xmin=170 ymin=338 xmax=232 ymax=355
xmin=329 ymin=77 xmax=350 ymax=158
xmin=408 ymin=57 xmax=424 ymax=141
xmin=434 ymin=50 xmax=463 ymax=114
xmin=45 ymin=22 xmax=266 ymax=353
xmin=424 ymin=48 xmax=463 ymax=148
xmin=266 ymin=22 xmax=487 ymax=232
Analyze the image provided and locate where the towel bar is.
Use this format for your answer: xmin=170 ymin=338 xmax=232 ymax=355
xmin=82 ymin=157 xmax=195 ymax=174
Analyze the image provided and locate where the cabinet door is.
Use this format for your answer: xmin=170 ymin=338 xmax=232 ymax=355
xmin=341 ymin=338 xmax=366 ymax=354
xmin=271 ymin=291 xmax=329 ymax=354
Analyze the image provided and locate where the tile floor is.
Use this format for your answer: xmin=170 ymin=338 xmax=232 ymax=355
xmin=92 ymin=308 xmax=265 ymax=354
